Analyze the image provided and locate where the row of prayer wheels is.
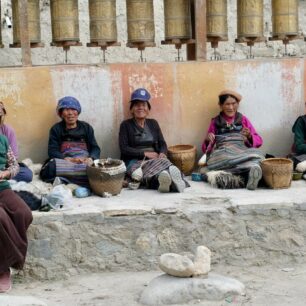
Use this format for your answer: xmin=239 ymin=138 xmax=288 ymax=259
xmin=208 ymin=0 xmax=300 ymax=48
xmin=0 ymin=0 xmax=301 ymax=54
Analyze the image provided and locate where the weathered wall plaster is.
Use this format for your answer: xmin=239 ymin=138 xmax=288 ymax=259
xmin=0 ymin=59 xmax=303 ymax=162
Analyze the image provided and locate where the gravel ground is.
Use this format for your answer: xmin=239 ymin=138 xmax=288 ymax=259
xmin=5 ymin=263 xmax=306 ymax=306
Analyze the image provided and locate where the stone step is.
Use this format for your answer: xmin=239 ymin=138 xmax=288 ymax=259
xmin=23 ymin=181 xmax=306 ymax=280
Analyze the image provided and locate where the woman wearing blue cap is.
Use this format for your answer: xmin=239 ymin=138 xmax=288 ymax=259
xmin=119 ymin=88 xmax=187 ymax=193
xmin=40 ymin=96 xmax=101 ymax=186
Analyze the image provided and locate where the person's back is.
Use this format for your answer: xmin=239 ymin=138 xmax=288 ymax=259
xmin=292 ymin=115 xmax=306 ymax=155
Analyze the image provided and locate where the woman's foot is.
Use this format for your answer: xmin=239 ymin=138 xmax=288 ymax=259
xmin=0 ymin=270 xmax=11 ymax=293
xmin=158 ymin=171 xmax=172 ymax=193
xmin=169 ymin=166 xmax=186 ymax=193
xmin=247 ymin=165 xmax=262 ymax=190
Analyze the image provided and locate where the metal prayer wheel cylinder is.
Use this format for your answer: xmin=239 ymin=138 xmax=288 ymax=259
xmin=272 ymin=0 xmax=299 ymax=38
xmin=50 ymin=0 xmax=80 ymax=42
xmin=12 ymin=0 xmax=41 ymax=44
xmin=164 ymin=0 xmax=192 ymax=40
xmin=237 ymin=0 xmax=264 ymax=40
xmin=89 ymin=0 xmax=117 ymax=43
xmin=206 ymin=0 xmax=228 ymax=41
xmin=126 ymin=0 xmax=155 ymax=43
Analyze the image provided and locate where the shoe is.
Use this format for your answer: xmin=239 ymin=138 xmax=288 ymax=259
xmin=0 ymin=270 xmax=11 ymax=293
xmin=169 ymin=166 xmax=186 ymax=193
xmin=158 ymin=171 xmax=172 ymax=193
xmin=246 ymin=165 xmax=262 ymax=190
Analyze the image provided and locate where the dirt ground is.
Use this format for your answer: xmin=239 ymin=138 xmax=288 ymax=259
xmin=7 ymin=263 xmax=306 ymax=306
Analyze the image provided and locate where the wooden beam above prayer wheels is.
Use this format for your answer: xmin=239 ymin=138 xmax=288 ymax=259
xmin=187 ymin=0 xmax=207 ymax=61
xmin=18 ymin=0 xmax=32 ymax=66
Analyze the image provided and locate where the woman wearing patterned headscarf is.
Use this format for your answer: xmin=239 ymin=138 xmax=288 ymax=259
xmin=201 ymin=89 xmax=264 ymax=190
xmin=0 ymin=102 xmax=33 ymax=182
xmin=40 ymin=96 xmax=101 ymax=186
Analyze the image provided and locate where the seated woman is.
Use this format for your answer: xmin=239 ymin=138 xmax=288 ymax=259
xmin=40 ymin=96 xmax=101 ymax=187
xmin=201 ymin=90 xmax=264 ymax=190
xmin=290 ymin=111 xmax=306 ymax=172
xmin=0 ymin=102 xmax=33 ymax=182
xmin=119 ymin=88 xmax=186 ymax=193
xmin=0 ymin=134 xmax=32 ymax=293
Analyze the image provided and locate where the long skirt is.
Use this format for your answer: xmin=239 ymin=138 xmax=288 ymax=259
xmin=40 ymin=158 xmax=89 ymax=187
xmin=127 ymin=158 xmax=173 ymax=189
xmin=0 ymin=189 xmax=33 ymax=273
xmin=207 ymin=133 xmax=264 ymax=174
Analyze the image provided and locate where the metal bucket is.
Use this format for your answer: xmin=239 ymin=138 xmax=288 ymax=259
xmin=12 ymin=0 xmax=41 ymax=44
xmin=237 ymin=0 xmax=263 ymax=39
xmin=272 ymin=0 xmax=299 ymax=37
xmin=126 ymin=0 xmax=155 ymax=43
xmin=206 ymin=0 xmax=228 ymax=39
xmin=164 ymin=0 xmax=192 ymax=40
xmin=50 ymin=0 xmax=80 ymax=42
xmin=89 ymin=0 xmax=117 ymax=43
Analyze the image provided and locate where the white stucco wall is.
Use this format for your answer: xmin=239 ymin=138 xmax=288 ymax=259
xmin=1 ymin=0 xmax=306 ymax=66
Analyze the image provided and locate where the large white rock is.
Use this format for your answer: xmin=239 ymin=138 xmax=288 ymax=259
xmin=140 ymin=273 xmax=245 ymax=306
xmin=159 ymin=253 xmax=194 ymax=277
xmin=193 ymin=245 xmax=211 ymax=276
xmin=0 ymin=295 xmax=47 ymax=306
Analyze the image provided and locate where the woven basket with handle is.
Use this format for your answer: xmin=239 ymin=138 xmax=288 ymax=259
xmin=261 ymin=158 xmax=293 ymax=189
xmin=87 ymin=159 xmax=126 ymax=196
xmin=167 ymin=144 xmax=196 ymax=175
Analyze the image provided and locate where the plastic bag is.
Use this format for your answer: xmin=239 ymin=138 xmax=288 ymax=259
xmin=41 ymin=185 xmax=73 ymax=211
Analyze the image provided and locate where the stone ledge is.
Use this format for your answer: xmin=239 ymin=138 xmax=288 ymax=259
xmin=23 ymin=180 xmax=306 ymax=280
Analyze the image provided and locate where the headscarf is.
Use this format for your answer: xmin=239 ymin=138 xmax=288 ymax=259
xmin=56 ymin=96 xmax=81 ymax=116
xmin=218 ymin=89 xmax=242 ymax=103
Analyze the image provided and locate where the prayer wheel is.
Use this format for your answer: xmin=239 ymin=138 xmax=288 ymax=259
xmin=164 ymin=0 xmax=192 ymax=40
xmin=272 ymin=0 xmax=299 ymax=39
xmin=206 ymin=0 xmax=228 ymax=42
xmin=237 ymin=0 xmax=264 ymax=40
xmin=126 ymin=0 xmax=155 ymax=44
xmin=12 ymin=0 xmax=41 ymax=45
xmin=50 ymin=0 xmax=80 ymax=43
xmin=88 ymin=0 xmax=117 ymax=44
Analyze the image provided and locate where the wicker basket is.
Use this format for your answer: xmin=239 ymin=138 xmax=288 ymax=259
xmin=87 ymin=159 xmax=126 ymax=196
xmin=261 ymin=158 xmax=293 ymax=189
xmin=168 ymin=144 xmax=196 ymax=175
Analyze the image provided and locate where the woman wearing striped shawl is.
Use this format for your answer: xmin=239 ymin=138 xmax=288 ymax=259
xmin=201 ymin=90 xmax=264 ymax=190
xmin=119 ymin=88 xmax=186 ymax=193
xmin=40 ymin=96 xmax=100 ymax=187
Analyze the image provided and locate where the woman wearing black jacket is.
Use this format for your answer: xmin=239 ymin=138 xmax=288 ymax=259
xmin=119 ymin=88 xmax=186 ymax=193
xmin=40 ymin=96 xmax=100 ymax=186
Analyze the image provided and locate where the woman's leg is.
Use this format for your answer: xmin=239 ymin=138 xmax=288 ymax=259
xmin=0 ymin=189 xmax=32 ymax=272
xmin=13 ymin=164 xmax=33 ymax=182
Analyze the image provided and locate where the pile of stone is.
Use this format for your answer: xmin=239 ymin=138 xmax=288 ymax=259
xmin=140 ymin=246 xmax=245 ymax=305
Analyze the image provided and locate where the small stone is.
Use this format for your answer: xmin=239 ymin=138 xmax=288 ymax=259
xmin=159 ymin=253 xmax=194 ymax=277
xmin=193 ymin=246 xmax=211 ymax=276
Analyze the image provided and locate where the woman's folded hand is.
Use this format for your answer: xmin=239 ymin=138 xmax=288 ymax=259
xmin=144 ymin=152 xmax=159 ymax=159
xmin=206 ymin=133 xmax=215 ymax=143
